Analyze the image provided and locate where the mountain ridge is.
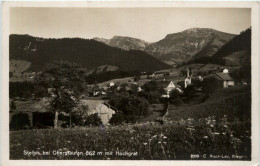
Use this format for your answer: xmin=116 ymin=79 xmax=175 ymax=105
xmin=93 ymin=36 xmax=150 ymax=51
xmin=93 ymin=28 xmax=236 ymax=66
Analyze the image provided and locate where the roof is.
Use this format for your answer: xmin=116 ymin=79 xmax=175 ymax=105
xmin=19 ymin=98 xmax=117 ymax=115
xmin=204 ymin=73 xmax=234 ymax=81
xmin=215 ymin=73 xmax=233 ymax=81
xmin=24 ymin=97 xmax=50 ymax=113
xmin=81 ymin=100 xmax=117 ymax=114
xmin=81 ymin=100 xmax=103 ymax=111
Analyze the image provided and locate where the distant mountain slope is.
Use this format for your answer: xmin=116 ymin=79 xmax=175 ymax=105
xmin=10 ymin=35 xmax=170 ymax=73
xmin=86 ymin=65 xmax=119 ymax=76
xmin=212 ymin=28 xmax=251 ymax=59
xmin=145 ymin=28 xmax=235 ymax=65
xmin=92 ymin=37 xmax=109 ymax=44
xmin=191 ymin=28 xmax=251 ymax=67
xmin=93 ymin=36 xmax=150 ymax=51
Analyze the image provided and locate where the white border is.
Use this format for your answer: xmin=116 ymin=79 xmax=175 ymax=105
xmin=1 ymin=1 xmax=260 ymax=166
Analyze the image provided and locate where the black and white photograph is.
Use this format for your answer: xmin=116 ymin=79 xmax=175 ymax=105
xmin=1 ymin=1 xmax=260 ymax=165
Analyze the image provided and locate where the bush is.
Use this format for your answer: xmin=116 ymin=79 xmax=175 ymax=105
xmin=10 ymin=113 xmax=31 ymax=130
xmin=183 ymin=85 xmax=196 ymax=99
xmin=109 ymin=92 xmax=149 ymax=122
xmin=85 ymin=113 xmax=103 ymax=126
xmin=109 ymin=113 xmax=124 ymax=125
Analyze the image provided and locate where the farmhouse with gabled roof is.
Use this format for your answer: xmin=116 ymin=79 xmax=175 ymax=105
xmin=204 ymin=69 xmax=234 ymax=89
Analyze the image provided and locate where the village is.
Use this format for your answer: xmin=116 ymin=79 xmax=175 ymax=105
xmin=9 ymin=61 xmax=251 ymax=160
xmin=9 ymin=63 xmax=239 ymax=129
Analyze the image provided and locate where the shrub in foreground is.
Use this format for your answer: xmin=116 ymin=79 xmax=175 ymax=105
xmin=85 ymin=113 xmax=102 ymax=126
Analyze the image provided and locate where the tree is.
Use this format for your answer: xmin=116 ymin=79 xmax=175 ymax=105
xmin=183 ymin=85 xmax=196 ymax=100
xmin=202 ymin=77 xmax=218 ymax=94
xmin=39 ymin=60 xmax=85 ymax=128
xmin=71 ymin=104 xmax=89 ymax=126
xmin=134 ymin=74 xmax=140 ymax=82
xmin=141 ymin=81 xmax=163 ymax=104
xmin=34 ymin=85 xmax=48 ymax=98
xmin=142 ymin=80 xmax=159 ymax=92
xmin=169 ymin=89 xmax=183 ymax=108
xmin=109 ymin=113 xmax=124 ymax=125
xmin=109 ymin=91 xmax=149 ymax=122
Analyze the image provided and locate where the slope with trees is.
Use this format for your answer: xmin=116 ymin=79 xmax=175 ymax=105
xmin=10 ymin=34 xmax=170 ymax=73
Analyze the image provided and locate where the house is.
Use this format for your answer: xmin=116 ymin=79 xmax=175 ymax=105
xmin=204 ymin=69 xmax=234 ymax=89
xmin=109 ymin=82 xmax=115 ymax=87
xmin=81 ymin=100 xmax=116 ymax=125
xmin=157 ymin=80 xmax=176 ymax=96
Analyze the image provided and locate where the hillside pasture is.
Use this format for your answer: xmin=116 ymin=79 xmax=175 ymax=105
xmin=10 ymin=60 xmax=31 ymax=73
xmin=10 ymin=60 xmax=34 ymax=82
xmin=224 ymin=50 xmax=249 ymax=67
xmin=166 ymin=85 xmax=251 ymax=121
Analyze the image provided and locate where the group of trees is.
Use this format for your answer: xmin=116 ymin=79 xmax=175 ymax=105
xmin=109 ymin=91 xmax=149 ymax=123
xmin=85 ymin=70 xmax=138 ymax=84
xmin=9 ymin=81 xmax=34 ymax=99
xmin=139 ymin=81 xmax=165 ymax=104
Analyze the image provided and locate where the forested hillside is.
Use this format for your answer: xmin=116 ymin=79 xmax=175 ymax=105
xmin=10 ymin=35 xmax=170 ymax=72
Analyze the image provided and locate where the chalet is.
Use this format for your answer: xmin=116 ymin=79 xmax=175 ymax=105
xmin=81 ymin=100 xmax=116 ymax=125
xmin=204 ymin=69 xmax=234 ymax=89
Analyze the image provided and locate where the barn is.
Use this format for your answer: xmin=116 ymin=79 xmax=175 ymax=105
xmin=81 ymin=100 xmax=116 ymax=125
xmin=204 ymin=71 xmax=234 ymax=89
xmin=9 ymin=98 xmax=54 ymax=129
xmin=9 ymin=98 xmax=117 ymax=129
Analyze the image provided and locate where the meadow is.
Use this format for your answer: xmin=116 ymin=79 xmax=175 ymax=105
xmin=10 ymin=85 xmax=251 ymax=160
xmin=10 ymin=115 xmax=251 ymax=160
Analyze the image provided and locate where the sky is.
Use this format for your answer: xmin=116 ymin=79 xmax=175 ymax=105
xmin=10 ymin=8 xmax=251 ymax=42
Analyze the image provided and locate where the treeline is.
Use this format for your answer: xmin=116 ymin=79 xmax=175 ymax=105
xmin=10 ymin=81 xmax=48 ymax=99
xmin=9 ymin=81 xmax=34 ymax=99
xmin=85 ymin=70 xmax=139 ymax=84
xmin=187 ymin=57 xmax=226 ymax=65
xmin=9 ymin=34 xmax=170 ymax=73
xmin=212 ymin=28 xmax=251 ymax=59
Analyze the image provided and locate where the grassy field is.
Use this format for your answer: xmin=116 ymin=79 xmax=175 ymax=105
xmin=167 ymin=85 xmax=251 ymax=121
xmin=10 ymin=119 xmax=251 ymax=160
